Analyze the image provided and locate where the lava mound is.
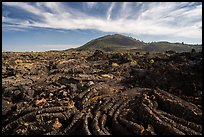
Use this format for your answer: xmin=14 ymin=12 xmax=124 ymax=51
xmin=2 ymin=50 xmax=202 ymax=135
xmin=2 ymin=85 xmax=202 ymax=135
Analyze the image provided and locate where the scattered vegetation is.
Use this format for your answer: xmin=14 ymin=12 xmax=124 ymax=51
xmin=130 ymin=60 xmax=137 ymax=65
xmin=149 ymin=59 xmax=154 ymax=64
xmin=14 ymin=59 xmax=23 ymax=65
xmin=31 ymin=52 xmax=39 ymax=59
xmin=111 ymin=62 xmax=119 ymax=67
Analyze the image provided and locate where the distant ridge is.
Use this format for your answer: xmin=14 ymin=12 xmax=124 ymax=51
xmin=75 ymin=34 xmax=202 ymax=52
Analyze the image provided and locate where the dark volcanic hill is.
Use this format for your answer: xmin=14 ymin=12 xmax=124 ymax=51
xmin=76 ymin=34 xmax=146 ymax=51
xmin=76 ymin=34 xmax=202 ymax=52
xmin=142 ymin=41 xmax=202 ymax=52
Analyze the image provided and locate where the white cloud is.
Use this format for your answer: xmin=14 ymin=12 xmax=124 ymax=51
xmin=119 ymin=2 xmax=132 ymax=19
xmin=86 ymin=2 xmax=97 ymax=8
xmin=2 ymin=2 xmax=202 ymax=42
xmin=107 ymin=2 xmax=115 ymax=20
xmin=3 ymin=2 xmax=43 ymax=16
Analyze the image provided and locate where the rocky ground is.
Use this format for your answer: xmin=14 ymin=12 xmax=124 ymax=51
xmin=2 ymin=49 xmax=202 ymax=135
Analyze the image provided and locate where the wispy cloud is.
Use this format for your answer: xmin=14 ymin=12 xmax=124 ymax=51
xmin=107 ymin=2 xmax=115 ymax=20
xmin=86 ymin=2 xmax=97 ymax=8
xmin=2 ymin=2 xmax=202 ymax=42
xmin=3 ymin=2 xmax=43 ymax=16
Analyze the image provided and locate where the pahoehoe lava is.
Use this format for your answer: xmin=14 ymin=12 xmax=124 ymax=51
xmin=2 ymin=50 xmax=202 ymax=135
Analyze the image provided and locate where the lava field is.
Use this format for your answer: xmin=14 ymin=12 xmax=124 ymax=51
xmin=2 ymin=50 xmax=202 ymax=135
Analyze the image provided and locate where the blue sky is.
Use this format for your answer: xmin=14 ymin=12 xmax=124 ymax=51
xmin=2 ymin=2 xmax=202 ymax=52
